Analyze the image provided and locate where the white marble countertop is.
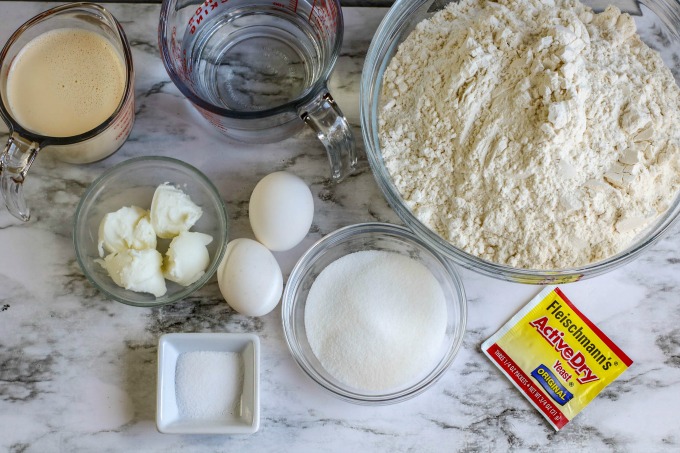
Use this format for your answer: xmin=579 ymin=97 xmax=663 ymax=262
xmin=1 ymin=2 xmax=680 ymax=452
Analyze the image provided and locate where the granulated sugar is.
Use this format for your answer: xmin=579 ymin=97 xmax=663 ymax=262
xmin=380 ymin=0 xmax=680 ymax=269
xmin=304 ymin=250 xmax=447 ymax=392
xmin=175 ymin=351 xmax=243 ymax=419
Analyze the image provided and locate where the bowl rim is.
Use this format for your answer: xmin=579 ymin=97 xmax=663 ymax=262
xmin=73 ymin=155 xmax=229 ymax=307
xmin=359 ymin=0 xmax=680 ymax=284
xmin=281 ymin=221 xmax=468 ymax=405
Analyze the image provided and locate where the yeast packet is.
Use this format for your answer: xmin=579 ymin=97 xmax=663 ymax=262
xmin=481 ymin=286 xmax=632 ymax=430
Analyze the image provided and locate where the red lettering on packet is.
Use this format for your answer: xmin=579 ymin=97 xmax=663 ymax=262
xmin=530 ymin=316 xmax=599 ymax=384
xmin=482 ymin=287 xmax=632 ymax=431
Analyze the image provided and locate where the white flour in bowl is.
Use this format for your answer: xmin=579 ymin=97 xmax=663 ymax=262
xmin=379 ymin=0 xmax=680 ymax=269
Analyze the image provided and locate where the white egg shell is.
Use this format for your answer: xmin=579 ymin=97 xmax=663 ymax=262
xmin=217 ymin=238 xmax=283 ymax=317
xmin=249 ymin=171 xmax=314 ymax=251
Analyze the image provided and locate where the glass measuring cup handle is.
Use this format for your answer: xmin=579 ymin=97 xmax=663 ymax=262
xmin=301 ymin=92 xmax=357 ymax=183
xmin=0 ymin=133 xmax=40 ymax=221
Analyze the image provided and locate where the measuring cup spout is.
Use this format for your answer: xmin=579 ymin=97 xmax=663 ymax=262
xmin=0 ymin=133 xmax=40 ymax=221
xmin=301 ymin=92 xmax=357 ymax=183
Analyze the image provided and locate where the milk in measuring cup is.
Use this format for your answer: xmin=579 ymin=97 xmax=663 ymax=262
xmin=6 ymin=28 xmax=131 ymax=162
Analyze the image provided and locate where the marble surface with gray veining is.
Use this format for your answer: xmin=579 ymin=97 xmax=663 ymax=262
xmin=1 ymin=2 xmax=680 ymax=452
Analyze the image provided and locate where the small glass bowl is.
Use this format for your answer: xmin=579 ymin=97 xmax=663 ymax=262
xmin=74 ymin=156 xmax=228 ymax=307
xmin=281 ymin=222 xmax=467 ymax=405
xmin=360 ymin=0 xmax=680 ymax=284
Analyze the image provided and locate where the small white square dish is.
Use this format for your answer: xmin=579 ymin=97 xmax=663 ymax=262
xmin=156 ymin=333 xmax=260 ymax=434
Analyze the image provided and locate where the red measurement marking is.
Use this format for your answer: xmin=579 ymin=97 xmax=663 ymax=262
xmin=113 ymin=93 xmax=135 ymax=140
xmin=187 ymin=0 xmax=223 ymax=35
xmin=273 ymin=0 xmax=297 ymax=12
xmin=197 ymin=106 xmax=229 ymax=134
xmin=309 ymin=0 xmax=338 ymax=37
xmin=169 ymin=27 xmax=191 ymax=80
xmin=309 ymin=0 xmax=315 ymax=20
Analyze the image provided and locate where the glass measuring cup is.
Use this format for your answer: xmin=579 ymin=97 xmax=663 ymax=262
xmin=159 ymin=0 xmax=356 ymax=182
xmin=0 ymin=3 xmax=135 ymax=222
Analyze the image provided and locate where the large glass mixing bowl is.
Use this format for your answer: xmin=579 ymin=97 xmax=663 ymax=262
xmin=361 ymin=0 xmax=680 ymax=284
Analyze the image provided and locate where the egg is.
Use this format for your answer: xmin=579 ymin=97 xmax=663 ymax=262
xmin=249 ymin=171 xmax=314 ymax=251
xmin=217 ymin=238 xmax=283 ymax=317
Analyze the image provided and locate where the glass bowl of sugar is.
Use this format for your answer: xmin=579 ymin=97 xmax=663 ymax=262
xmin=281 ymin=222 xmax=467 ymax=404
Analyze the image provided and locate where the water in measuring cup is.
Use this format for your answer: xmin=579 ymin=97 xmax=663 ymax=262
xmin=184 ymin=6 xmax=324 ymax=112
